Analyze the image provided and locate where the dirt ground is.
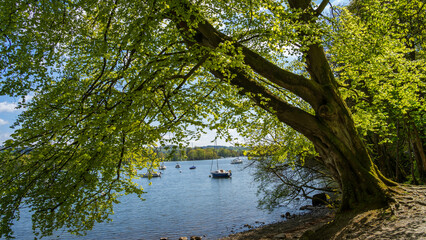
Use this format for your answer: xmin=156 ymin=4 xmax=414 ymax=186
xmin=221 ymin=184 xmax=426 ymax=240
xmin=220 ymin=206 xmax=334 ymax=240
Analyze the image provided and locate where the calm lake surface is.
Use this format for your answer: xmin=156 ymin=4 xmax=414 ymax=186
xmin=8 ymin=157 xmax=310 ymax=240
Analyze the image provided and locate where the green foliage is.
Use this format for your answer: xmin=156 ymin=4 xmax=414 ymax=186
xmin=2 ymin=0 xmax=421 ymax=237
xmin=328 ymin=0 xmax=426 ymax=181
xmin=330 ymin=5 xmax=425 ymax=139
xmin=0 ymin=1 xmax=221 ymax=237
xmin=0 ymin=0 xmax=324 ymax=237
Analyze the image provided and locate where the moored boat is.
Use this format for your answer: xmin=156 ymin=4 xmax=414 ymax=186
xmin=189 ymin=165 xmax=196 ymax=170
xmin=210 ymin=169 xmax=232 ymax=178
xmin=209 ymin=140 xmax=232 ymax=178
xmin=230 ymin=158 xmax=243 ymax=164
xmin=175 ymin=163 xmax=181 ymax=168
xmin=142 ymin=172 xmax=162 ymax=178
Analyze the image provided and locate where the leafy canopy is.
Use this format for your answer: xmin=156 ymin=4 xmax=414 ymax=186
xmin=0 ymin=0 xmax=331 ymax=238
xmin=328 ymin=0 xmax=426 ymax=143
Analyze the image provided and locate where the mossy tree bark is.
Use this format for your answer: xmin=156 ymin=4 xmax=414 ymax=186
xmin=171 ymin=0 xmax=397 ymax=210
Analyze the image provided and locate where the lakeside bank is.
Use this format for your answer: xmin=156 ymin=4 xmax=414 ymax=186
xmin=220 ymin=207 xmax=333 ymax=240
xmin=221 ymin=185 xmax=426 ymax=240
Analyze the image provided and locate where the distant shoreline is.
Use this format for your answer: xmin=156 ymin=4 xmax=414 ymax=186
xmin=163 ymin=156 xmax=245 ymax=162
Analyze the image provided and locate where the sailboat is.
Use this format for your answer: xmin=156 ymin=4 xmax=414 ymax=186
xmin=157 ymin=147 xmax=166 ymax=170
xmin=210 ymin=168 xmax=232 ymax=178
xmin=210 ymin=140 xmax=231 ymax=178
xmin=159 ymin=162 xmax=166 ymax=170
xmin=175 ymin=147 xmax=183 ymax=168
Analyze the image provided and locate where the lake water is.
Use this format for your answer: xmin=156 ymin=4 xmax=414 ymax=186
xmin=8 ymin=157 xmax=311 ymax=240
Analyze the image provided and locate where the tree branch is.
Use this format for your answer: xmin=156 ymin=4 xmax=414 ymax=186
xmin=170 ymin=2 xmax=324 ymax=109
xmin=209 ymin=67 xmax=321 ymax=139
xmin=315 ymin=0 xmax=329 ymax=16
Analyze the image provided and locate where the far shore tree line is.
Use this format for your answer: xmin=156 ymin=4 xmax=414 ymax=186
xmin=157 ymin=146 xmax=243 ymax=161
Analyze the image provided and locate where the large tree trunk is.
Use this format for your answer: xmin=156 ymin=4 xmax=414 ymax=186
xmin=292 ymin=45 xmax=397 ymax=210
xmin=170 ymin=0 xmax=397 ymax=211
xmin=306 ymin=90 xmax=396 ymax=210
xmin=295 ymin=38 xmax=397 ymax=210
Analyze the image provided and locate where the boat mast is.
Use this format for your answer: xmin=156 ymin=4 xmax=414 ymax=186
xmin=215 ymin=139 xmax=219 ymax=169
xmin=210 ymin=150 xmax=213 ymax=171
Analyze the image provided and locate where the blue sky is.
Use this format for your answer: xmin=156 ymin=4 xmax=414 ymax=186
xmin=0 ymin=96 xmax=23 ymax=144
xmin=0 ymin=0 xmax=349 ymax=146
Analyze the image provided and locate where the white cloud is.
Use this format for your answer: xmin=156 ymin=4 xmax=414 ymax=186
xmin=0 ymin=133 xmax=11 ymax=145
xmin=0 ymin=119 xmax=8 ymax=125
xmin=0 ymin=102 xmax=18 ymax=112
xmin=22 ymin=94 xmax=34 ymax=103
